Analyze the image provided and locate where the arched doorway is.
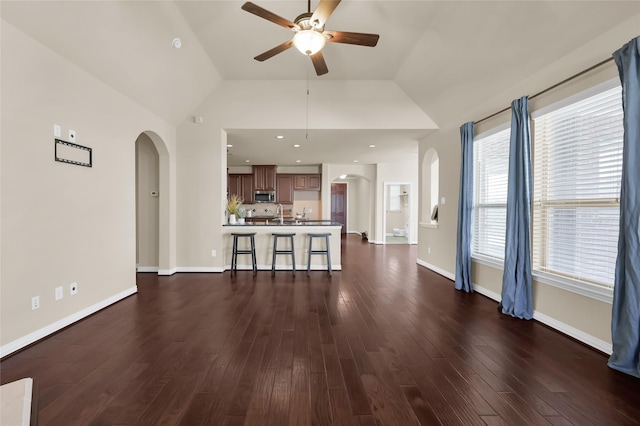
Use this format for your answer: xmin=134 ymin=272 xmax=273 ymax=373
xmin=135 ymin=131 xmax=174 ymax=275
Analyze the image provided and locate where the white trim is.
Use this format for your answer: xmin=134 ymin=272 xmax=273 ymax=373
xmin=472 ymin=283 xmax=611 ymax=354
xmin=472 ymin=283 xmax=502 ymax=302
xmin=475 ymin=120 xmax=511 ymax=139
xmin=472 ymin=255 xmax=504 ymax=269
xmin=158 ymin=267 xmax=177 ymax=276
xmin=419 ymin=222 xmax=438 ymax=229
xmin=224 ymin=264 xmax=342 ymax=271
xmin=415 ymin=261 xmax=612 ymax=355
xmin=416 ymin=258 xmax=455 ymax=280
xmin=532 ymin=271 xmax=613 ymax=304
xmin=176 ymin=266 xmax=224 ymax=273
xmin=22 ymin=378 xmax=33 ymax=426
xmin=0 ymin=286 xmax=137 ymax=358
xmin=472 ymin=256 xmax=613 ymax=304
xmin=532 ymin=310 xmax=612 ymax=355
xmin=531 ymin=78 xmax=620 ymax=119
xmin=136 ymin=266 xmax=158 ymax=273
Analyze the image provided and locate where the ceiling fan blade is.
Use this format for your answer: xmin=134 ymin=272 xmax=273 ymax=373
xmin=310 ymin=0 xmax=341 ymax=28
xmin=254 ymin=40 xmax=294 ymax=62
xmin=310 ymin=51 xmax=329 ymax=76
xmin=324 ymin=30 xmax=379 ymax=47
xmin=241 ymin=2 xmax=299 ymax=30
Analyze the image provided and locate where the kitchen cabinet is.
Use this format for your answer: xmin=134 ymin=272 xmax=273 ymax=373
xmin=276 ymin=175 xmax=294 ymax=204
xmin=293 ymin=174 xmax=321 ymax=191
xmin=228 ymin=174 xmax=253 ymax=202
xmin=253 ymin=165 xmax=277 ymax=191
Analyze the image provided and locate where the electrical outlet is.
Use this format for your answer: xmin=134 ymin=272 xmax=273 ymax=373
xmin=211 ymin=250 xmax=217 ymax=257
xmin=70 ymin=282 xmax=78 ymax=295
xmin=32 ymin=296 xmax=40 ymax=310
xmin=55 ymin=286 xmax=63 ymax=300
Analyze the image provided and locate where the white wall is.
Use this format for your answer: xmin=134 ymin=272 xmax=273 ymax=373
xmin=0 ymin=22 xmax=176 ymax=353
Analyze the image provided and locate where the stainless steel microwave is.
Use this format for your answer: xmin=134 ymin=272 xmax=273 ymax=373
xmin=254 ymin=190 xmax=275 ymax=203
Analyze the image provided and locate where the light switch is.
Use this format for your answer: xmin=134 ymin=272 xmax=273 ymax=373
xmin=54 ymin=124 xmax=61 ymax=137
xmin=440 ymin=197 xmax=446 ymax=205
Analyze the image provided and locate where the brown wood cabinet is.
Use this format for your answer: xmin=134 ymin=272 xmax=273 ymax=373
xmin=227 ymin=174 xmax=253 ymax=203
xmin=293 ymin=174 xmax=321 ymax=191
xmin=253 ymin=165 xmax=277 ymax=191
xmin=276 ymin=175 xmax=294 ymax=204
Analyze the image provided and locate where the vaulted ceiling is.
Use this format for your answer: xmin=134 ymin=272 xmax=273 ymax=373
xmin=3 ymin=1 xmax=639 ymax=166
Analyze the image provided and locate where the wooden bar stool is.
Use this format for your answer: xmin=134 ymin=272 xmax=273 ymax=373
xmin=271 ymin=233 xmax=296 ymax=276
xmin=230 ymin=232 xmax=257 ymax=276
xmin=307 ymin=233 xmax=332 ymax=276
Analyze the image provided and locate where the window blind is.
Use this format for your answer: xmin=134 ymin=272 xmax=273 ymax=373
xmin=473 ymin=128 xmax=510 ymax=260
xmin=532 ymin=85 xmax=623 ymax=288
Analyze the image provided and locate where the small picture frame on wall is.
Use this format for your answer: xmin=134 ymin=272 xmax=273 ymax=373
xmin=54 ymin=139 xmax=92 ymax=168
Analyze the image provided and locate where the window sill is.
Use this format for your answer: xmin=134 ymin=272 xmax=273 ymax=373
xmin=471 ymin=255 xmax=613 ymax=304
xmin=420 ymin=222 xmax=438 ymax=229
xmin=533 ymin=271 xmax=613 ymax=304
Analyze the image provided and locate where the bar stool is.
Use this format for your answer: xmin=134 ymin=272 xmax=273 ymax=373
xmin=271 ymin=233 xmax=296 ymax=276
xmin=307 ymin=233 xmax=332 ymax=276
xmin=230 ymin=232 xmax=257 ymax=276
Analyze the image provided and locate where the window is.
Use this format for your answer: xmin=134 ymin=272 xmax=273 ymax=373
xmin=389 ymin=184 xmax=401 ymax=212
xmin=472 ymin=128 xmax=510 ymax=260
xmin=532 ymin=85 xmax=623 ymax=288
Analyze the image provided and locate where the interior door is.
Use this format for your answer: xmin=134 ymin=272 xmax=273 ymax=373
xmin=331 ymin=183 xmax=347 ymax=234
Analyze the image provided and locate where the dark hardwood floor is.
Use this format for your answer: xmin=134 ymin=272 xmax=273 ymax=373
xmin=2 ymin=235 xmax=639 ymax=425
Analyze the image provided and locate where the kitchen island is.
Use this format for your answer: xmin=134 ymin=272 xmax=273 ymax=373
xmin=222 ymin=222 xmax=342 ymax=272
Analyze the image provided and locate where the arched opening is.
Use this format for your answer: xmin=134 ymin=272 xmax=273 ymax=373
xmin=331 ymin=174 xmax=373 ymax=240
xmin=422 ymin=148 xmax=439 ymax=224
xmin=135 ymin=131 xmax=174 ymax=275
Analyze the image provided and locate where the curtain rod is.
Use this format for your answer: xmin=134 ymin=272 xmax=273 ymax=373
xmin=474 ymin=56 xmax=615 ymax=125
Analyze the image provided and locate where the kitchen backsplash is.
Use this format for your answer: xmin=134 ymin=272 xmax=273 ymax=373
xmin=242 ymin=203 xmax=292 ymax=217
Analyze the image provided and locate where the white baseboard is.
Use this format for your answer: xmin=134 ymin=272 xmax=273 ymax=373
xmin=416 ymin=258 xmax=455 ymax=280
xmin=158 ymin=267 xmax=177 ymax=276
xmin=415 ymin=259 xmax=612 ymax=355
xmin=136 ymin=266 xmax=158 ymax=273
xmin=176 ymin=266 xmax=224 ymax=273
xmin=532 ymin=310 xmax=612 ymax=354
xmin=224 ymin=264 xmax=342 ymax=271
xmin=0 ymin=286 xmax=138 ymax=358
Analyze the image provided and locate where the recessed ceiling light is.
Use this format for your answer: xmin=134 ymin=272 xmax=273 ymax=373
xmin=293 ymin=144 xmax=301 ymax=148
xmin=339 ymin=174 xmax=347 ymax=179
xmin=172 ymin=38 xmax=182 ymax=49
xmin=227 ymin=144 xmax=233 ymax=148
xmin=276 ymin=135 xmax=284 ymax=139
xmin=296 ymin=160 xmax=301 ymax=163
xmin=369 ymin=144 xmax=376 ymax=148
xmin=245 ymin=160 xmax=250 ymax=163
xmin=353 ymin=160 xmax=358 ymax=163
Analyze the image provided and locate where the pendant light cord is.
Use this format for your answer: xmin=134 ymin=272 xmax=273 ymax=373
xmin=306 ymin=78 xmax=309 ymax=140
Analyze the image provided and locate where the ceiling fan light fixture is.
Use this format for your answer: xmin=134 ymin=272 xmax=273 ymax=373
xmin=293 ymin=30 xmax=326 ymax=55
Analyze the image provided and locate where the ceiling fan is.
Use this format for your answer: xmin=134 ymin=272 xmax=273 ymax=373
xmin=241 ymin=0 xmax=379 ymax=76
